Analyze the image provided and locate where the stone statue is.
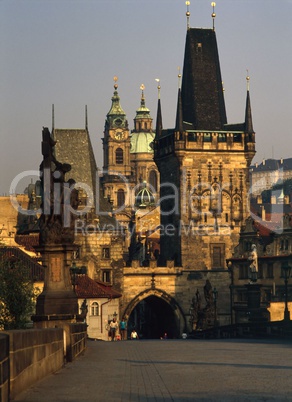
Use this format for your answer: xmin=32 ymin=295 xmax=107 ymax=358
xmin=193 ymin=280 xmax=216 ymax=330
xmin=39 ymin=127 xmax=79 ymax=245
xmin=248 ymin=244 xmax=258 ymax=283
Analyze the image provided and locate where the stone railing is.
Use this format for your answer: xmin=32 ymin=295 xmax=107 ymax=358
xmin=1 ymin=324 xmax=87 ymax=401
xmin=0 ymin=333 xmax=9 ymax=402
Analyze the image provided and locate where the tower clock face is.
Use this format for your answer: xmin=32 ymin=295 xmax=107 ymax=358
xmin=114 ymin=130 xmax=125 ymax=140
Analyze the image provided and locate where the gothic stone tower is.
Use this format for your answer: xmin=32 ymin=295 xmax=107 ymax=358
xmin=154 ymin=27 xmax=255 ymax=268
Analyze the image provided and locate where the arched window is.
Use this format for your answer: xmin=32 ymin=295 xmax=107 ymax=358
xmin=115 ymin=148 xmax=123 ymax=164
xmin=117 ymin=189 xmax=125 ymax=207
xmin=149 ymin=170 xmax=157 ymax=192
xmin=91 ymin=302 xmax=99 ymax=316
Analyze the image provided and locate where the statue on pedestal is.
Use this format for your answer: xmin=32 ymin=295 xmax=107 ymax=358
xmin=39 ymin=127 xmax=79 ymax=245
xmin=248 ymin=244 xmax=258 ymax=283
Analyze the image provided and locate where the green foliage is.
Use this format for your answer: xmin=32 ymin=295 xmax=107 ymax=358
xmin=0 ymin=259 xmax=37 ymax=330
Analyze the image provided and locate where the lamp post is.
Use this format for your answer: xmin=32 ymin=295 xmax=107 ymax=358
xmin=213 ymin=287 xmax=218 ymax=326
xmin=282 ymin=263 xmax=291 ymax=321
xmin=227 ymin=261 xmax=234 ymax=325
xmin=189 ymin=306 xmax=194 ymax=332
xmin=70 ymin=262 xmax=87 ymax=291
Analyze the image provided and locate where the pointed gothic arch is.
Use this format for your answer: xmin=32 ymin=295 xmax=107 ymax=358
xmin=122 ymin=288 xmax=186 ymax=337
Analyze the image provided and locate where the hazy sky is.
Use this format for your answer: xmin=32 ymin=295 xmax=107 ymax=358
xmin=1 ymin=0 xmax=291 ymax=195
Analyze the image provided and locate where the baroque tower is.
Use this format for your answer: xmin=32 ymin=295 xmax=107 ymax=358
xmin=101 ymin=77 xmax=135 ymax=226
xmin=131 ymin=85 xmax=159 ymax=204
xmin=154 ymin=24 xmax=256 ymax=268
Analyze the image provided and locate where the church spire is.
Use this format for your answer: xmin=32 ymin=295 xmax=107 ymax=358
xmin=52 ymin=104 xmax=55 ymax=131
xmin=245 ymin=73 xmax=254 ymax=134
xmin=85 ymin=105 xmax=88 ymax=131
xmin=175 ymin=70 xmax=183 ymax=133
xmin=106 ymin=76 xmax=128 ymax=129
xmin=155 ymin=79 xmax=163 ymax=139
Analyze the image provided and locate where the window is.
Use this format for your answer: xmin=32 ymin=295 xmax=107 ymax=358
xmin=102 ymin=247 xmax=110 ymax=259
xmin=115 ymin=148 xmax=124 ymax=164
xmin=239 ymin=265 xmax=249 ymax=279
xmin=203 ymin=133 xmax=212 ymax=142
xmin=211 ymin=244 xmax=225 ymax=268
xmin=188 ymin=132 xmax=197 ymax=142
xmin=102 ymin=270 xmax=111 ymax=283
xmin=258 ymin=264 xmax=263 ymax=279
xmin=196 ymin=42 xmax=202 ymax=52
xmin=233 ymin=133 xmax=242 ymax=143
xmin=280 ymin=239 xmax=289 ymax=251
xmin=91 ymin=302 xmax=99 ymax=316
xmin=244 ymin=241 xmax=253 ymax=252
xmin=149 ymin=170 xmax=157 ymax=192
xmin=266 ymin=263 xmax=274 ymax=279
xmin=117 ymin=189 xmax=125 ymax=207
xmin=218 ymin=133 xmax=226 ymax=142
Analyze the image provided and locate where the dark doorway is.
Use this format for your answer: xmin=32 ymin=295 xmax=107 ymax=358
xmin=127 ymin=296 xmax=179 ymax=339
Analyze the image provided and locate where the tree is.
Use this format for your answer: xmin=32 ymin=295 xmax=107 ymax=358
xmin=0 ymin=258 xmax=38 ymax=330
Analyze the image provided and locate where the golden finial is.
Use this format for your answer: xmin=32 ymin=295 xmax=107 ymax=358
xmin=186 ymin=1 xmax=190 ymax=30
xmin=155 ymin=78 xmax=161 ymax=99
xmin=113 ymin=75 xmax=118 ymax=90
xmin=140 ymin=84 xmax=145 ymax=100
xmin=211 ymin=2 xmax=216 ymax=30
xmin=246 ymin=70 xmax=250 ymax=91
xmin=178 ymin=67 xmax=182 ymax=89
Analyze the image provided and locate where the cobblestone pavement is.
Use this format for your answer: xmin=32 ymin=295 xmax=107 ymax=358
xmin=14 ymin=338 xmax=292 ymax=402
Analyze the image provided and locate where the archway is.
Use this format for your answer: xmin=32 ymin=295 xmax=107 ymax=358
xmin=123 ymin=289 xmax=185 ymax=339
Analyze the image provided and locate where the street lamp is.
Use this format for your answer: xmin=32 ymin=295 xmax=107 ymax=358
xmin=282 ymin=263 xmax=291 ymax=321
xmin=70 ymin=262 xmax=87 ymax=291
xmin=227 ymin=261 xmax=234 ymax=325
xmin=189 ymin=306 xmax=194 ymax=331
xmin=213 ymin=287 xmax=218 ymax=326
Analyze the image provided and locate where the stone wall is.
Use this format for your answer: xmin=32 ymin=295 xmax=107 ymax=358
xmin=66 ymin=323 xmax=87 ymax=362
xmin=0 ymin=334 xmax=9 ymax=402
xmin=4 ymin=328 xmax=64 ymax=400
xmin=268 ymin=302 xmax=292 ymax=321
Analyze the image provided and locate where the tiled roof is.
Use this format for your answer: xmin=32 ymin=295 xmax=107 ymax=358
xmin=181 ymin=28 xmax=227 ymax=130
xmin=0 ymin=246 xmax=44 ymax=281
xmin=250 ymin=158 xmax=292 ymax=172
xmin=75 ymin=275 xmax=122 ymax=299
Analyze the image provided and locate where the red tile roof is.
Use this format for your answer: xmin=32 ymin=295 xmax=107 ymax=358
xmin=74 ymin=275 xmax=122 ymax=299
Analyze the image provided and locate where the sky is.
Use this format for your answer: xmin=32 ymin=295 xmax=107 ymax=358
xmin=1 ymin=0 xmax=292 ymax=195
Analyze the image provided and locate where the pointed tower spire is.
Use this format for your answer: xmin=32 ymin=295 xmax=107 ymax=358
xmin=175 ymin=69 xmax=183 ymax=133
xmin=186 ymin=1 xmax=190 ymax=30
xmin=245 ymin=72 xmax=254 ymax=134
xmin=155 ymin=79 xmax=163 ymax=139
xmin=211 ymin=2 xmax=216 ymax=31
xmin=85 ymin=105 xmax=88 ymax=131
xmin=133 ymin=84 xmax=153 ymax=133
xmin=106 ymin=76 xmax=128 ymax=129
xmin=52 ymin=104 xmax=55 ymax=131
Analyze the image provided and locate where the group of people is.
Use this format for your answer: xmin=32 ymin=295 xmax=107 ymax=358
xmin=108 ymin=317 xmax=139 ymax=341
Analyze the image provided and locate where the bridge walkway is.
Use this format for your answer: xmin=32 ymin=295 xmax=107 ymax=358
xmin=14 ymin=338 xmax=292 ymax=402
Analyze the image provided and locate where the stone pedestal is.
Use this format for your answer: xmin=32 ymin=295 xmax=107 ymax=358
xmin=245 ymin=283 xmax=262 ymax=310
xmin=32 ymin=244 xmax=80 ymax=322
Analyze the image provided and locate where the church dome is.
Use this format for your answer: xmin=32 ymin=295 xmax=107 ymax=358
xmin=135 ymin=183 xmax=155 ymax=208
xmin=131 ymin=85 xmax=155 ymax=153
xmin=131 ymin=132 xmax=155 ymax=153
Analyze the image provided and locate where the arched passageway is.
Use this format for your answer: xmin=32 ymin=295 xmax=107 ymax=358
xmin=127 ymin=295 xmax=180 ymax=339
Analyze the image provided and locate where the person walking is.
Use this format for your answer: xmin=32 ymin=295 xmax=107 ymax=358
xmin=131 ymin=329 xmax=139 ymax=340
xmin=120 ymin=318 xmax=127 ymax=340
xmin=109 ymin=317 xmax=118 ymax=341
